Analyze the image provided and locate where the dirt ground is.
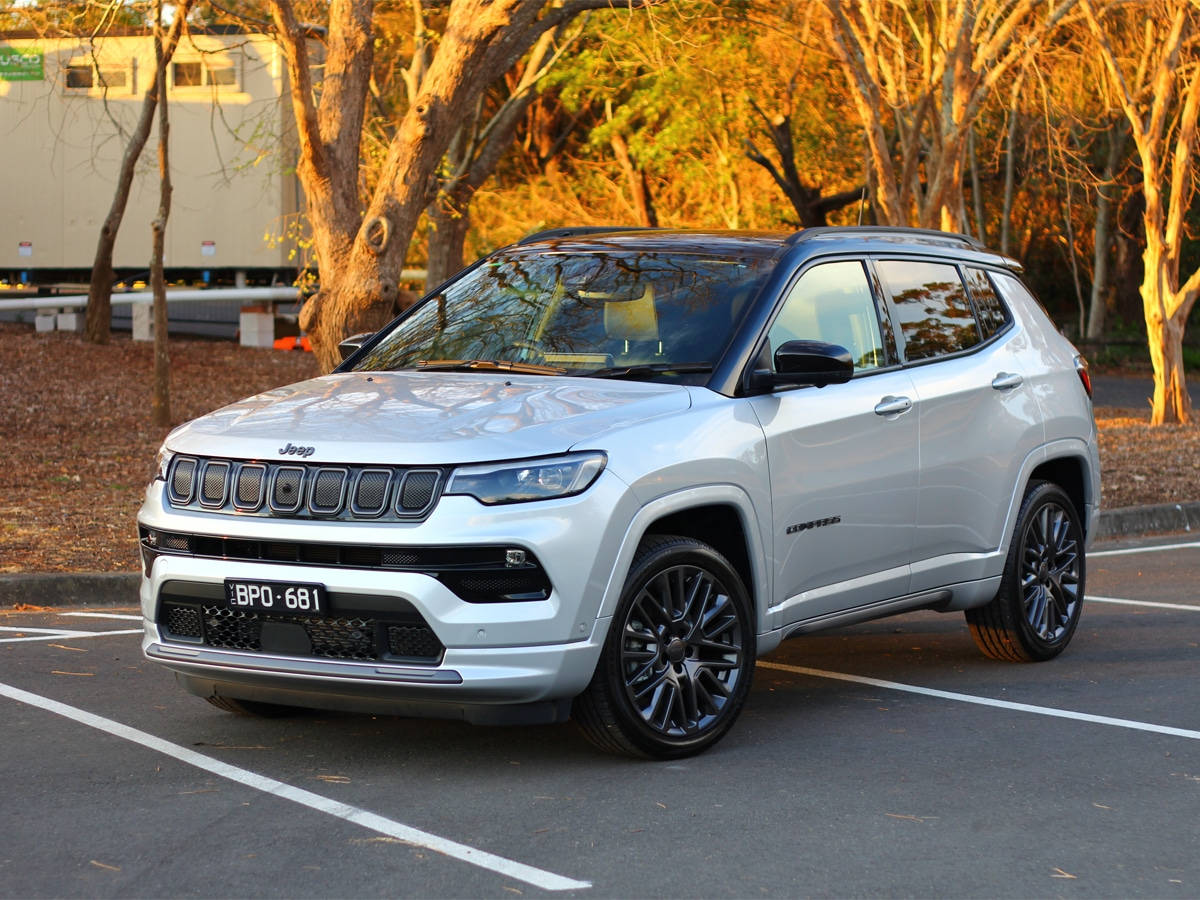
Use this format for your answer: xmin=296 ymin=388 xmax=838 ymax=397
xmin=1 ymin=322 xmax=1196 ymax=574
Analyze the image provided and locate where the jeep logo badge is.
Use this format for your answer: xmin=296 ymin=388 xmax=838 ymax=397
xmin=278 ymin=442 xmax=316 ymax=458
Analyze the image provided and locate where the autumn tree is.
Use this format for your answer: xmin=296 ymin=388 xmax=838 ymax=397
xmin=84 ymin=0 xmax=196 ymax=344
xmin=267 ymin=0 xmax=653 ymax=372
xmin=822 ymin=0 xmax=1076 ymax=231
xmin=1083 ymin=0 xmax=1200 ymax=424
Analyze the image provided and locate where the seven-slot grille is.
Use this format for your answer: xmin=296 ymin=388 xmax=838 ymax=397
xmin=166 ymin=456 xmax=443 ymax=521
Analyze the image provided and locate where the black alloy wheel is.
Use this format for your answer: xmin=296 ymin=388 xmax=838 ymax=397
xmin=574 ymin=535 xmax=755 ymax=758
xmin=967 ymin=481 xmax=1085 ymax=662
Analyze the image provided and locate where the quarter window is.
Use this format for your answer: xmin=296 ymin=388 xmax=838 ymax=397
xmin=965 ymin=268 xmax=1010 ymax=339
xmin=876 ymin=260 xmax=980 ymax=361
xmin=767 ymin=260 xmax=886 ymax=373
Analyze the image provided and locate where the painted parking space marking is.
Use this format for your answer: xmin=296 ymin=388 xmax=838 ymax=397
xmin=757 ymin=661 xmax=1200 ymax=741
xmin=0 ymin=626 xmax=142 ymax=644
xmin=1087 ymin=595 xmax=1200 ymax=612
xmin=60 ymin=612 xmax=142 ymax=622
xmin=0 ymin=680 xmax=591 ymax=892
xmin=1090 ymin=540 xmax=1200 ymax=558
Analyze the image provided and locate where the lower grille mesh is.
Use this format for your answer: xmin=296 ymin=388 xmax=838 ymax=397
xmin=159 ymin=601 xmax=444 ymax=664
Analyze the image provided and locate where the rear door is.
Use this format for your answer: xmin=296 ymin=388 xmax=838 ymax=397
xmin=872 ymin=259 xmax=1045 ymax=591
xmin=748 ymin=259 xmax=918 ymax=627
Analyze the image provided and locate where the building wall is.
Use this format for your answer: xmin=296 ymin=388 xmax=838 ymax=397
xmin=0 ymin=31 xmax=303 ymax=277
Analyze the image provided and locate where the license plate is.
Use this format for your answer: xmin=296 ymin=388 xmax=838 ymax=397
xmin=224 ymin=579 xmax=327 ymax=617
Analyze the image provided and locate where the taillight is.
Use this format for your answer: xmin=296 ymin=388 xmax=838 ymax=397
xmin=1074 ymin=354 xmax=1093 ymax=399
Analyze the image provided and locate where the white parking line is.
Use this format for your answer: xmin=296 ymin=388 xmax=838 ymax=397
xmin=1087 ymin=595 xmax=1200 ymax=612
xmin=60 ymin=612 xmax=142 ymax=622
xmin=0 ymin=680 xmax=591 ymax=892
xmin=0 ymin=626 xmax=142 ymax=644
xmin=757 ymin=661 xmax=1200 ymax=741
xmin=1091 ymin=540 xmax=1200 ymax=558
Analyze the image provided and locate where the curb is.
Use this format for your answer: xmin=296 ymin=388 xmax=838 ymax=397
xmin=1093 ymin=500 xmax=1200 ymax=540
xmin=0 ymin=572 xmax=140 ymax=609
xmin=4 ymin=501 xmax=1200 ymax=608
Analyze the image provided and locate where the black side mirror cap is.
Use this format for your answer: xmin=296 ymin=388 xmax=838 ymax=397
xmin=338 ymin=332 xmax=375 ymax=363
xmin=761 ymin=339 xmax=854 ymax=389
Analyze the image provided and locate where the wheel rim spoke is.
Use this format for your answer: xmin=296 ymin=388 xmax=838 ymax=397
xmin=620 ymin=563 xmax=745 ymax=738
xmin=1019 ymin=501 xmax=1082 ymax=643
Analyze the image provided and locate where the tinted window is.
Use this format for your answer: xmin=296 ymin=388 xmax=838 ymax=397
xmin=173 ymin=61 xmax=203 ymax=86
xmin=876 ymin=260 xmax=979 ymax=361
xmin=767 ymin=261 xmax=885 ymax=373
xmin=965 ymin=268 xmax=1010 ymax=339
xmin=65 ymin=64 xmax=92 ymax=88
xmin=352 ymin=249 xmax=774 ymax=376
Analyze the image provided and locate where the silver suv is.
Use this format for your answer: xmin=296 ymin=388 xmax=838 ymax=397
xmin=138 ymin=227 xmax=1100 ymax=758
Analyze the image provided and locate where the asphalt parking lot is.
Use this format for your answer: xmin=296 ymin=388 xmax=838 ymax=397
xmin=2 ymin=536 xmax=1198 ymax=898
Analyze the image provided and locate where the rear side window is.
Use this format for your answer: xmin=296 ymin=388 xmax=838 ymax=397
xmin=875 ymin=260 xmax=980 ymax=361
xmin=964 ymin=268 xmax=1010 ymax=339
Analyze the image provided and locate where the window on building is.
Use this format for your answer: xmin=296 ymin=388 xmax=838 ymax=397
xmin=65 ymin=63 xmax=93 ymax=89
xmin=172 ymin=56 xmax=238 ymax=90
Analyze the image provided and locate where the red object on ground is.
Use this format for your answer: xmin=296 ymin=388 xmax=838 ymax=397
xmin=273 ymin=336 xmax=312 ymax=352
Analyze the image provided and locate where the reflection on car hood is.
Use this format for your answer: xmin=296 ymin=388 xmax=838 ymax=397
xmin=166 ymin=371 xmax=692 ymax=465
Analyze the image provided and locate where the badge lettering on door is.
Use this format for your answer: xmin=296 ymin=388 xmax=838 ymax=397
xmin=787 ymin=516 xmax=841 ymax=535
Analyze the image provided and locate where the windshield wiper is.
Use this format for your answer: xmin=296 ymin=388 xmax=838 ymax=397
xmin=582 ymin=362 xmax=713 ymax=380
xmin=414 ymin=358 xmax=567 ymax=376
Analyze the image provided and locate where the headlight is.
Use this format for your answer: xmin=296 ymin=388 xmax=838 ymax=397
xmin=445 ymin=452 xmax=607 ymax=505
xmin=152 ymin=445 xmax=174 ymax=482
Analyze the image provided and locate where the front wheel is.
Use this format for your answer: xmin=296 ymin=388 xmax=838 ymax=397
xmin=574 ymin=535 xmax=755 ymax=758
xmin=967 ymin=481 xmax=1085 ymax=662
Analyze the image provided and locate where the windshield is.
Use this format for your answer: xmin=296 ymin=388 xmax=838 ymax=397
xmin=350 ymin=247 xmax=775 ymax=379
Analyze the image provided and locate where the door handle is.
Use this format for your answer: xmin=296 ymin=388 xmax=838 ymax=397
xmin=991 ymin=372 xmax=1024 ymax=391
xmin=874 ymin=395 xmax=913 ymax=416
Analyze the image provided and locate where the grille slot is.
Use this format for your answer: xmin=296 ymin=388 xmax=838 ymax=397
xmin=234 ymin=464 xmax=266 ymax=510
xmin=309 ymin=468 xmax=349 ymax=515
xmin=170 ymin=458 xmax=197 ymax=504
xmin=352 ymin=469 xmax=391 ymax=516
xmin=270 ymin=466 xmax=305 ymax=513
xmin=200 ymin=461 xmax=230 ymax=507
xmin=400 ymin=470 xmax=439 ymax=513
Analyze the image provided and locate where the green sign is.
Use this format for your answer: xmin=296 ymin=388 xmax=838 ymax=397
xmin=0 ymin=47 xmax=44 ymax=81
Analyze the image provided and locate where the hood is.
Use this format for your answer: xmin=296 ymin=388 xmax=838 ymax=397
xmin=165 ymin=371 xmax=692 ymax=465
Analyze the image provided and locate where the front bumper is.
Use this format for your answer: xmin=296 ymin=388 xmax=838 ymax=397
xmin=137 ymin=471 xmax=638 ymax=721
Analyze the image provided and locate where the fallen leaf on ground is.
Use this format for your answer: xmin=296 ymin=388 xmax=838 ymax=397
xmin=89 ymin=860 xmax=120 ymax=872
xmin=48 ymin=643 xmax=87 ymax=652
xmin=316 ymin=774 xmax=351 ymax=783
xmin=51 ymin=670 xmax=94 ymax=677
xmin=1051 ymin=867 xmax=1077 ymax=879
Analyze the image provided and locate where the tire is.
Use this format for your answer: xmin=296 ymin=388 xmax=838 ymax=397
xmin=574 ymin=535 xmax=755 ymax=759
xmin=966 ymin=481 xmax=1085 ymax=662
xmin=203 ymin=695 xmax=300 ymax=717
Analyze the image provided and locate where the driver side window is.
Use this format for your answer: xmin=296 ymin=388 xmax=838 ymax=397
xmin=767 ymin=261 xmax=886 ymax=373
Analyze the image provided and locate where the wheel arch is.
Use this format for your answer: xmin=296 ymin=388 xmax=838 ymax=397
xmin=595 ymin=486 xmax=770 ymax=632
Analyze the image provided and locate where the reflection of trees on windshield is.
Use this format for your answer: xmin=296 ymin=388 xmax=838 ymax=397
xmin=352 ymin=249 xmax=773 ymax=373
xmin=878 ymin=262 xmax=981 ymax=361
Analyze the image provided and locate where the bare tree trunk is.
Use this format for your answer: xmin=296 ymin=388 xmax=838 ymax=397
xmin=1143 ymin=243 xmax=1195 ymax=424
xmin=1087 ymin=120 xmax=1127 ymax=339
xmin=150 ymin=1 xmax=171 ymax=428
xmin=85 ymin=2 xmax=193 ymax=345
xmin=425 ymin=190 xmax=473 ymax=287
xmin=609 ymin=131 xmax=657 ymax=227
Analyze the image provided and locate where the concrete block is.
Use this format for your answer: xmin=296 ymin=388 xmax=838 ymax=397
xmin=239 ymin=310 xmax=275 ymax=348
xmin=35 ymin=311 xmax=57 ymax=332
xmin=56 ymin=311 xmax=85 ymax=332
xmin=132 ymin=303 xmax=153 ymax=341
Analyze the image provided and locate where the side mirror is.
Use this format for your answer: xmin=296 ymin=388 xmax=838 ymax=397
xmin=338 ymin=331 xmax=374 ymax=362
xmin=767 ymin=339 xmax=854 ymax=389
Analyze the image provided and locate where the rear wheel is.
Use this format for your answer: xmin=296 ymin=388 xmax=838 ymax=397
xmin=967 ymin=481 xmax=1085 ymax=662
xmin=574 ymin=535 xmax=755 ymax=758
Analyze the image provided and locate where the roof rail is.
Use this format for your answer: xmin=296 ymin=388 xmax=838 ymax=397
xmin=517 ymin=226 xmax=654 ymax=245
xmin=787 ymin=226 xmax=986 ymax=250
